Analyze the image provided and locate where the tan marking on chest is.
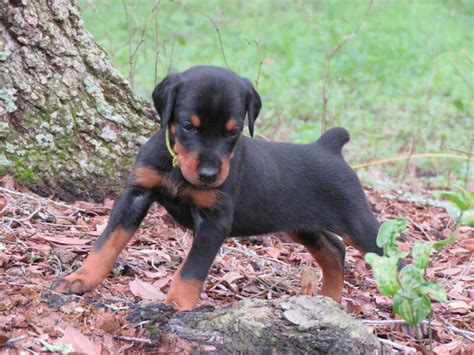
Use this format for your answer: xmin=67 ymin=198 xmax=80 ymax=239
xmin=180 ymin=187 xmax=220 ymax=208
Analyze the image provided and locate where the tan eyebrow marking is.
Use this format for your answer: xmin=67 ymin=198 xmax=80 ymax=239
xmin=191 ymin=115 xmax=201 ymax=128
xmin=225 ymin=119 xmax=237 ymax=132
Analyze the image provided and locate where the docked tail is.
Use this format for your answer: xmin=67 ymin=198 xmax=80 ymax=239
xmin=315 ymin=127 xmax=350 ymax=154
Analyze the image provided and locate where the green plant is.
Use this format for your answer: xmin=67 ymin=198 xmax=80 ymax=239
xmin=437 ymin=186 xmax=474 ymax=227
xmin=365 ymin=219 xmax=454 ymax=349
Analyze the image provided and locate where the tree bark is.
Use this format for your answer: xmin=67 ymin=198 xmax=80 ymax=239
xmin=127 ymin=296 xmax=390 ymax=354
xmin=0 ymin=0 xmax=156 ymax=201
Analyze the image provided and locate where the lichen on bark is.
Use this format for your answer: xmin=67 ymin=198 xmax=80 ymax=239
xmin=0 ymin=0 xmax=157 ymax=200
xmin=163 ymin=296 xmax=391 ymax=354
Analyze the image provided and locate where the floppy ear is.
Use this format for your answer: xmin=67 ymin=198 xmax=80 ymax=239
xmin=152 ymin=73 xmax=181 ymax=128
xmin=242 ymin=78 xmax=262 ymax=137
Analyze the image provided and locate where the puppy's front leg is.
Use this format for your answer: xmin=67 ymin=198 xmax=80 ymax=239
xmin=166 ymin=204 xmax=232 ymax=311
xmin=51 ymin=186 xmax=154 ymax=294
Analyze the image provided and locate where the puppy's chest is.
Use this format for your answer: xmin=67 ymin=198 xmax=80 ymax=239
xmin=132 ymin=165 xmax=220 ymax=209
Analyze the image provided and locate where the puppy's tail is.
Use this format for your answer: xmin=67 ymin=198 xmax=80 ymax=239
xmin=315 ymin=127 xmax=350 ymax=154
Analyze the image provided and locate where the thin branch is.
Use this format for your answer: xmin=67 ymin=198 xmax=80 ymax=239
xmin=170 ymin=0 xmax=230 ymax=68
xmin=377 ymin=338 xmax=417 ymax=353
xmin=464 ymin=138 xmax=473 ymax=188
xmin=351 ymin=152 xmax=468 ymax=169
xmin=319 ymin=0 xmax=373 ymax=133
xmin=113 ymin=335 xmax=153 ymax=344
xmin=122 ymin=0 xmax=161 ymax=90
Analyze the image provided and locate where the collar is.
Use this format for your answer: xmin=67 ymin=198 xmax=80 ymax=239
xmin=165 ymin=127 xmax=179 ymax=168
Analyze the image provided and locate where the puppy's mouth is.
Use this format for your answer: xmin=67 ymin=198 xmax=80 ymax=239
xmin=180 ymin=165 xmax=230 ymax=189
xmin=172 ymin=134 xmax=232 ymax=189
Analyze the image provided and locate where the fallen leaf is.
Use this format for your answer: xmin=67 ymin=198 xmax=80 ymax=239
xmin=103 ymin=198 xmax=115 ymax=209
xmin=301 ymin=267 xmax=317 ymax=296
xmin=153 ymin=276 xmax=171 ymax=289
xmin=73 ymin=201 xmax=96 ymax=210
xmin=41 ymin=235 xmax=91 ymax=245
xmin=63 ymin=326 xmax=98 ymax=355
xmin=433 ymin=340 xmax=461 ymax=354
xmin=265 ymin=247 xmax=281 ymax=259
xmin=1 ymin=175 xmax=15 ymax=190
xmin=129 ymin=279 xmax=165 ymax=301
xmin=447 ymin=300 xmax=472 ymax=314
xmin=220 ymin=271 xmax=244 ymax=285
xmin=461 ymin=238 xmax=474 ymax=253
xmin=0 ymin=334 xmax=9 ymax=346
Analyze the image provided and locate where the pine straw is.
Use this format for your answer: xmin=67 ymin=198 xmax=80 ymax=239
xmin=0 ymin=184 xmax=472 ymax=354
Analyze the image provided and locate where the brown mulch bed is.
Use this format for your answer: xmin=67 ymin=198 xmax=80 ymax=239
xmin=0 ymin=177 xmax=473 ymax=354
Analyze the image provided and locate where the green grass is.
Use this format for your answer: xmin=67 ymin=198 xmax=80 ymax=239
xmin=77 ymin=0 xmax=473 ymax=186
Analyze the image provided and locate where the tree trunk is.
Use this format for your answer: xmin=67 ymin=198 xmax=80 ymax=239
xmin=127 ymin=296 xmax=390 ymax=354
xmin=0 ymin=0 xmax=156 ymax=201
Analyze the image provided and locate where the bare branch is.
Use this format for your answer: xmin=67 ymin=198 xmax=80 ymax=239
xmin=170 ymin=0 xmax=230 ymax=69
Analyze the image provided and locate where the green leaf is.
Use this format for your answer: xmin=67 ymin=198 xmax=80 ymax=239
xmin=454 ymin=186 xmax=474 ymax=206
xmin=437 ymin=191 xmax=469 ymax=211
xmin=399 ymin=264 xmax=423 ymax=291
xmin=39 ymin=340 xmax=75 ymax=353
xmin=445 ymin=204 xmax=461 ymax=221
xmin=420 ymin=280 xmax=447 ymax=302
xmin=453 ymin=98 xmax=464 ymax=111
xmin=393 ymin=292 xmax=431 ymax=326
xmin=432 ymin=236 xmax=455 ymax=250
xmin=461 ymin=210 xmax=474 ymax=227
xmin=365 ymin=253 xmax=400 ymax=296
xmin=376 ymin=218 xmax=406 ymax=256
xmin=412 ymin=241 xmax=434 ymax=269
xmin=412 ymin=237 xmax=454 ymax=268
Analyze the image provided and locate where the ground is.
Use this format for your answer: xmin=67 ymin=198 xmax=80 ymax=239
xmin=0 ymin=175 xmax=472 ymax=354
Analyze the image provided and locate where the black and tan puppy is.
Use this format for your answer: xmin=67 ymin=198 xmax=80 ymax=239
xmin=52 ymin=65 xmax=382 ymax=310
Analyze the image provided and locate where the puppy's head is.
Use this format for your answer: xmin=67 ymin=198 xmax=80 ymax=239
xmin=152 ymin=66 xmax=261 ymax=188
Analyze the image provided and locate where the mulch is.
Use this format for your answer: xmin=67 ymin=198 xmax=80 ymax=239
xmin=0 ymin=176 xmax=472 ymax=354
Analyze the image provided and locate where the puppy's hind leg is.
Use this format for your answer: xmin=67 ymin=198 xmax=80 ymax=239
xmin=289 ymin=231 xmax=345 ymax=303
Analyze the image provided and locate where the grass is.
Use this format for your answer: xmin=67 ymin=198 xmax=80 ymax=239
xmin=77 ymin=0 xmax=473 ymax=186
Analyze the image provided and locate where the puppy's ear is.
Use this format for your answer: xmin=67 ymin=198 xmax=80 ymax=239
xmin=152 ymin=73 xmax=181 ymax=128
xmin=242 ymin=78 xmax=262 ymax=137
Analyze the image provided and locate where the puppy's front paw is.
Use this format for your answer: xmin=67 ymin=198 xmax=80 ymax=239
xmin=50 ymin=271 xmax=99 ymax=295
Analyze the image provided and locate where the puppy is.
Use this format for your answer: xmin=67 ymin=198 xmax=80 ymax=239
xmin=52 ymin=65 xmax=382 ymax=310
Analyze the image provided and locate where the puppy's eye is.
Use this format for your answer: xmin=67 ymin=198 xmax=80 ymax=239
xmin=182 ymin=123 xmax=198 ymax=133
xmin=226 ymin=129 xmax=239 ymax=137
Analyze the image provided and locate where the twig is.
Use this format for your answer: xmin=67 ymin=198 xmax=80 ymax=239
xmin=351 ymin=153 xmax=468 ymax=169
xmin=464 ymin=138 xmax=473 ymax=188
xmin=405 ymin=216 xmax=432 ymax=241
xmin=319 ymin=0 xmax=373 ymax=133
xmin=5 ymin=336 xmax=25 ymax=346
xmin=113 ymin=335 xmax=153 ymax=344
xmin=222 ymin=245 xmax=292 ymax=269
xmin=170 ymin=0 xmax=230 ymax=68
xmin=361 ymin=319 xmax=407 ymax=325
xmin=377 ymin=338 xmax=416 ymax=353
xmin=3 ymin=203 xmax=42 ymax=223
xmin=122 ymin=0 xmax=161 ymax=90
xmin=442 ymin=322 xmax=474 ymax=341
xmin=0 ymin=187 xmax=79 ymax=211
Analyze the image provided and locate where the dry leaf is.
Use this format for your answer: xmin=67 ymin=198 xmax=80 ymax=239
xmin=461 ymin=238 xmax=474 ymax=253
xmin=447 ymin=300 xmax=472 ymax=314
xmin=41 ymin=235 xmax=91 ymax=245
xmin=0 ymin=334 xmax=9 ymax=346
xmin=153 ymin=276 xmax=171 ymax=289
xmin=129 ymin=279 xmax=165 ymax=301
xmin=1 ymin=175 xmax=15 ymax=190
xmin=301 ymin=267 xmax=318 ymax=296
xmin=266 ymin=247 xmax=281 ymax=259
xmin=433 ymin=340 xmax=461 ymax=354
xmin=63 ymin=326 xmax=98 ymax=355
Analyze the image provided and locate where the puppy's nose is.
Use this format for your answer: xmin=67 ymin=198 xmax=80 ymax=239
xmin=198 ymin=166 xmax=219 ymax=184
